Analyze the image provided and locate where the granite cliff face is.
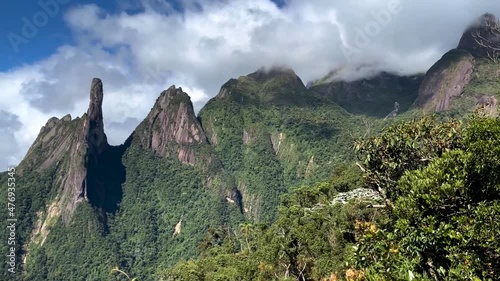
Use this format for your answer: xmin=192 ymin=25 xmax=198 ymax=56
xmin=136 ymin=85 xmax=207 ymax=165
xmin=417 ymin=14 xmax=500 ymax=112
xmin=416 ymin=49 xmax=475 ymax=112
xmin=87 ymin=79 xmax=108 ymax=154
xmin=6 ymin=13 xmax=500 ymax=279
xmin=15 ymin=80 xmax=240 ymax=278
xmin=23 ymin=81 xmax=218 ymax=233
xmin=21 ymin=78 xmax=109 ymax=224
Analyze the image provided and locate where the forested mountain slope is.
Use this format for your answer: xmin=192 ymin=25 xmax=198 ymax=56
xmin=0 ymin=13 xmax=499 ymax=281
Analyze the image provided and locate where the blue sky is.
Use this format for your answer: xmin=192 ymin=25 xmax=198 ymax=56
xmin=1 ymin=0 xmax=109 ymax=70
xmin=1 ymin=0 xmax=500 ymax=171
xmin=0 ymin=0 xmax=286 ymax=71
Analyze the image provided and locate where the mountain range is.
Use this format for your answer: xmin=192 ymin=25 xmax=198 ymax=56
xmin=0 ymin=13 xmax=499 ymax=281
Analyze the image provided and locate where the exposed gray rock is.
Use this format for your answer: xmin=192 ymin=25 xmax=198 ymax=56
xmin=243 ymin=130 xmax=251 ymax=145
xmin=62 ymin=114 xmax=72 ymax=122
xmin=59 ymin=78 xmax=109 ymax=223
xmin=304 ymin=188 xmax=383 ymax=213
xmin=476 ymin=95 xmax=498 ymax=116
xmin=331 ymin=188 xmax=383 ymax=205
xmin=138 ymin=85 xmax=207 ymax=165
xmin=416 ymin=49 xmax=475 ymax=112
xmin=21 ymin=78 xmax=109 ymax=224
xmin=87 ymin=78 xmax=108 ymax=154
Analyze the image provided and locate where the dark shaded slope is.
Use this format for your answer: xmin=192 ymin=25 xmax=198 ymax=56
xmin=309 ymin=72 xmax=423 ymax=117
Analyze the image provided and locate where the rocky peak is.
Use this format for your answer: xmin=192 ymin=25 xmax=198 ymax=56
xmin=87 ymin=78 xmax=108 ymax=154
xmin=59 ymin=78 xmax=109 ymax=222
xmin=137 ymin=85 xmax=207 ymax=165
xmin=458 ymin=13 xmax=500 ymax=59
xmin=88 ymin=78 xmax=104 ymax=119
xmin=62 ymin=114 xmax=72 ymax=122
xmin=416 ymin=49 xmax=475 ymax=112
xmin=21 ymin=78 xmax=110 ymax=224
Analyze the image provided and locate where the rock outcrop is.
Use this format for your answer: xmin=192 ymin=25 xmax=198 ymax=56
xmin=458 ymin=13 xmax=500 ymax=59
xmin=304 ymin=188 xmax=383 ymax=213
xmin=87 ymin=78 xmax=108 ymax=154
xmin=416 ymin=49 xmax=475 ymax=112
xmin=416 ymin=14 xmax=500 ymax=112
xmin=21 ymin=78 xmax=109 ymax=224
xmin=60 ymin=78 xmax=109 ymax=222
xmin=137 ymin=86 xmax=207 ymax=165
xmin=22 ymin=115 xmax=75 ymax=172
xmin=476 ymin=95 xmax=498 ymax=116
xmin=331 ymin=188 xmax=383 ymax=205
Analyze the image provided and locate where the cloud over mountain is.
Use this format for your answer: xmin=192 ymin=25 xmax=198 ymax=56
xmin=1 ymin=0 xmax=500 ymax=169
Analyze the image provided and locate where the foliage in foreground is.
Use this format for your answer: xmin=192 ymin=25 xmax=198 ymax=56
xmin=162 ymin=171 xmax=373 ymax=281
xmin=163 ymin=115 xmax=500 ymax=281
xmin=351 ymin=116 xmax=500 ymax=280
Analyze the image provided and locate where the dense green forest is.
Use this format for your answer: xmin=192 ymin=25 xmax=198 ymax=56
xmin=163 ymin=115 xmax=500 ymax=281
xmin=1 ymin=101 xmax=499 ymax=281
xmin=1 ymin=77 xmax=499 ymax=281
xmin=1 ymin=15 xmax=500 ymax=279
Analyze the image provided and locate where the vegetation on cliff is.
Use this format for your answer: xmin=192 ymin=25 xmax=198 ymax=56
xmin=163 ymin=115 xmax=500 ymax=281
xmin=2 ymin=14 xmax=500 ymax=280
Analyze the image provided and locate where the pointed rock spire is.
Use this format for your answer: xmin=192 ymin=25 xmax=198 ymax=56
xmin=136 ymin=85 xmax=207 ymax=165
xmin=86 ymin=78 xmax=108 ymax=153
xmin=21 ymin=78 xmax=110 ymax=224
xmin=88 ymin=78 xmax=104 ymax=118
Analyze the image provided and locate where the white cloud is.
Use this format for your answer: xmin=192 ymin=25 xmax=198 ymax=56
xmin=1 ymin=0 xmax=500 ymax=170
xmin=0 ymin=44 xmax=205 ymax=170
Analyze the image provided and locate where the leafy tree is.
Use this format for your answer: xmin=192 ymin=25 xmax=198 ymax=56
xmin=349 ymin=116 xmax=500 ymax=280
xmin=355 ymin=116 xmax=464 ymax=201
xmin=163 ymin=171 xmax=376 ymax=281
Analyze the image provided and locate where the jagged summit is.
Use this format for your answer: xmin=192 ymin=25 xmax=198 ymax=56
xmin=458 ymin=13 xmax=500 ymax=58
xmin=415 ymin=13 xmax=500 ymax=113
xmin=87 ymin=78 xmax=108 ymax=153
xmin=23 ymin=78 xmax=108 ymax=171
xmin=135 ymin=85 xmax=207 ymax=165
xmin=20 ymin=78 xmax=111 ymax=224
xmin=88 ymin=78 xmax=104 ymax=117
xmin=8 ymin=13 xmax=500 ymax=280
xmin=158 ymin=85 xmax=190 ymax=102
xmin=62 ymin=114 xmax=72 ymax=121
